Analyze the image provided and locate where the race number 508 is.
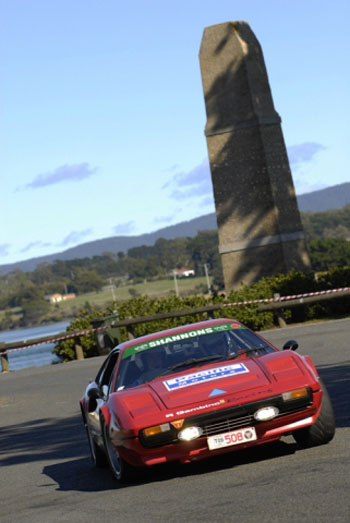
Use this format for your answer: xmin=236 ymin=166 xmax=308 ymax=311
xmin=224 ymin=432 xmax=244 ymax=444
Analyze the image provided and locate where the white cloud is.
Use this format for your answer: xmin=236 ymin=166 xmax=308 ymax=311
xmin=20 ymin=241 xmax=51 ymax=253
xmin=287 ymin=143 xmax=326 ymax=170
xmin=113 ymin=221 xmax=136 ymax=234
xmin=17 ymin=163 xmax=97 ymax=190
xmin=60 ymin=229 xmax=93 ymax=246
xmin=0 ymin=244 xmax=11 ymax=257
xmin=199 ymin=195 xmax=215 ymax=208
xmin=164 ymin=159 xmax=213 ymax=200
xmin=153 ymin=215 xmax=175 ymax=224
xmin=163 ymin=144 xmax=327 ymax=202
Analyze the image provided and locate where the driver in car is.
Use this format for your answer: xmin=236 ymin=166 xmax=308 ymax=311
xmin=131 ymin=349 xmax=165 ymax=386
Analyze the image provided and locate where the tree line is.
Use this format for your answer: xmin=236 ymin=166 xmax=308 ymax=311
xmin=301 ymin=204 xmax=350 ymax=271
xmin=0 ymin=231 xmax=222 ymax=328
xmin=1 ymin=205 xmax=350 ymax=329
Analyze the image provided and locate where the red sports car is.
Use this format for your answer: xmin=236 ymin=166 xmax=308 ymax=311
xmin=80 ymin=318 xmax=335 ymax=481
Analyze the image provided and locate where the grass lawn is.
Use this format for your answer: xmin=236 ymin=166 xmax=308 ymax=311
xmin=0 ymin=277 xmax=212 ymax=326
xmin=0 ymin=307 xmax=22 ymax=322
xmin=56 ymin=276 xmax=212 ymax=311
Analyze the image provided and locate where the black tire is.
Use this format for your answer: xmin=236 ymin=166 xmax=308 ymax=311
xmin=102 ymin=420 xmax=137 ymax=482
xmin=293 ymin=380 xmax=335 ymax=448
xmin=81 ymin=407 xmax=108 ymax=467
xmin=86 ymin=424 xmax=108 ymax=467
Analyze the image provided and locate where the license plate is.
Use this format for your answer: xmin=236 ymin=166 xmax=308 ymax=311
xmin=207 ymin=427 xmax=257 ymax=450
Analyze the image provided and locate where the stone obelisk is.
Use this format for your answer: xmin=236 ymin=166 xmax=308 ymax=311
xmin=199 ymin=22 xmax=310 ymax=290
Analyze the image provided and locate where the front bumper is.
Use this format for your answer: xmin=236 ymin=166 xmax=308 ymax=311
xmin=116 ymin=389 xmax=322 ymax=467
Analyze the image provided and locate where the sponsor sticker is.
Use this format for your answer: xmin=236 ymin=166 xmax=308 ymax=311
xmin=163 ymin=363 xmax=249 ymax=391
xmin=165 ymin=399 xmax=225 ymax=418
xmin=209 ymin=388 xmax=227 ymax=397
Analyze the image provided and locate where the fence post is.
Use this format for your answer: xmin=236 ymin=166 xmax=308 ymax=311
xmin=126 ymin=322 xmax=135 ymax=340
xmin=274 ymin=293 xmax=287 ymax=328
xmin=74 ymin=339 xmax=84 ymax=360
xmin=0 ymin=344 xmax=9 ymax=372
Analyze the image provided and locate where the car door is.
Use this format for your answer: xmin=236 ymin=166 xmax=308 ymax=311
xmin=86 ymin=351 xmax=120 ymax=440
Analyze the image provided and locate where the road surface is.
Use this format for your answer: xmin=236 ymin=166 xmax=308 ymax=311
xmin=0 ymin=319 xmax=349 ymax=522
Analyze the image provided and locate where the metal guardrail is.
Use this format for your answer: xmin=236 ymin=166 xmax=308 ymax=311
xmin=0 ymin=304 xmax=222 ymax=372
xmin=1 ymin=287 xmax=349 ymax=372
xmin=257 ymin=288 xmax=350 ymax=327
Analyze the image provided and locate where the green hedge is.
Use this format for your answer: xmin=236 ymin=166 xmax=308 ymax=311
xmin=53 ymin=310 xmax=105 ymax=361
xmin=54 ymin=267 xmax=350 ymax=361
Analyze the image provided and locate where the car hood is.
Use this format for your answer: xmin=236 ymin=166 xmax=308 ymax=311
xmin=148 ymin=351 xmax=311 ymax=409
xmin=115 ymin=351 xmax=316 ymax=423
xmin=146 ymin=360 xmax=265 ymax=409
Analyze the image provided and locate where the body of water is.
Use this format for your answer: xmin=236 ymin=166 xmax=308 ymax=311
xmin=0 ymin=320 xmax=71 ymax=371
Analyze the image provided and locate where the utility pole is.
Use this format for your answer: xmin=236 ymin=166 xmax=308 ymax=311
xmin=109 ymin=278 xmax=116 ymax=302
xmin=173 ymin=270 xmax=179 ymax=297
xmin=204 ymin=264 xmax=211 ymax=293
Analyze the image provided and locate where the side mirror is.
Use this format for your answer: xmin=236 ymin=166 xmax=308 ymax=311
xmin=283 ymin=340 xmax=299 ymax=351
xmin=87 ymin=386 xmax=103 ymax=400
xmin=102 ymin=384 xmax=109 ymax=398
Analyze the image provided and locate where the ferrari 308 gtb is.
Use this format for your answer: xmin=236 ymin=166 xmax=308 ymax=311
xmin=80 ymin=318 xmax=335 ymax=481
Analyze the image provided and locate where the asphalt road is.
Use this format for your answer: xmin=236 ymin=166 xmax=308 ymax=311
xmin=0 ymin=318 xmax=349 ymax=523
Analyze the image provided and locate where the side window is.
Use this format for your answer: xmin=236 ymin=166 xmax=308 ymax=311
xmin=96 ymin=351 xmax=120 ymax=392
xmin=95 ymin=357 xmax=110 ymax=385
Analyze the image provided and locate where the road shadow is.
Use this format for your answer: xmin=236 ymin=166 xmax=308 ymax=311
xmin=43 ymin=457 xmax=121 ymax=492
xmin=0 ymin=414 xmax=85 ymax=466
xmin=317 ymin=361 xmax=350 ymax=428
xmin=43 ymin=439 xmax=298 ymax=492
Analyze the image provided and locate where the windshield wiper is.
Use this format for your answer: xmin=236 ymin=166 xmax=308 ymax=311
xmin=168 ymin=354 xmax=224 ymax=371
xmin=147 ymin=350 xmax=267 ymax=382
xmin=145 ymin=355 xmax=225 ymax=381
xmin=228 ymin=346 xmax=268 ymax=360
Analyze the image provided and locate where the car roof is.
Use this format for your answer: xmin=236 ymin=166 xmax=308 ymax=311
xmin=112 ymin=318 xmax=242 ymax=354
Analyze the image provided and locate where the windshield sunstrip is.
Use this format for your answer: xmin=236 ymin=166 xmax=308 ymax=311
xmin=122 ymin=322 xmax=245 ymax=359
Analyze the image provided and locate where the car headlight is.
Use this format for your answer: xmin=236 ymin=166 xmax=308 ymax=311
xmin=254 ymin=406 xmax=279 ymax=421
xmin=178 ymin=426 xmax=203 ymax=441
xmin=282 ymin=387 xmax=308 ymax=401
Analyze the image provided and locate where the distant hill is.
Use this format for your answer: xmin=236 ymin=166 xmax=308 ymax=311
xmin=297 ymin=182 xmax=350 ymax=212
xmin=1 ymin=182 xmax=349 ymax=275
xmin=0 ymin=213 xmax=218 ymax=275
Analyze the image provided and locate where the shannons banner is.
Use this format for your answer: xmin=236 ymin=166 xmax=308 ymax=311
xmin=122 ymin=322 xmax=244 ymax=359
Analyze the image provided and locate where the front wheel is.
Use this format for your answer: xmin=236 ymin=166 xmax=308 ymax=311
xmin=102 ymin=421 xmax=137 ymax=482
xmin=86 ymin=424 xmax=107 ymax=467
xmin=81 ymin=406 xmax=107 ymax=467
xmin=293 ymin=379 xmax=335 ymax=448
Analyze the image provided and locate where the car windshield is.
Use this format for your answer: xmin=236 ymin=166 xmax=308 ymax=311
xmin=114 ymin=325 xmax=274 ymax=390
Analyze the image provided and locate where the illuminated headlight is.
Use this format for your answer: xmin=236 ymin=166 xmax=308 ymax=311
xmin=178 ymin=426 xmax=203 ymax=441
xmin=142 ymin=423 xmax=171 ymax=437
xmin=254 ymin=406 xmax=279 ymax=421
xmin=282 ymin=387 xmax=308 ymax=401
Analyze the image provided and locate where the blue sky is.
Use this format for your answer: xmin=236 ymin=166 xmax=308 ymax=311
xmin=1 ymin=0 xmax=349 ymax=265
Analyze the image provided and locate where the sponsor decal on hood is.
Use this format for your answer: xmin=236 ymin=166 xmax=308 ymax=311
xmin=165 ymin=399 xmax=225 ymax=418
xmin=209 ymin=388 xmax=227 ymax=397
xmin=163 ymin=363 xmax=249 ymax=391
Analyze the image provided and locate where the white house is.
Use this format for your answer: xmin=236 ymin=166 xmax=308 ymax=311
xmin=173 ymin=268 xmax=195 ymax=278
